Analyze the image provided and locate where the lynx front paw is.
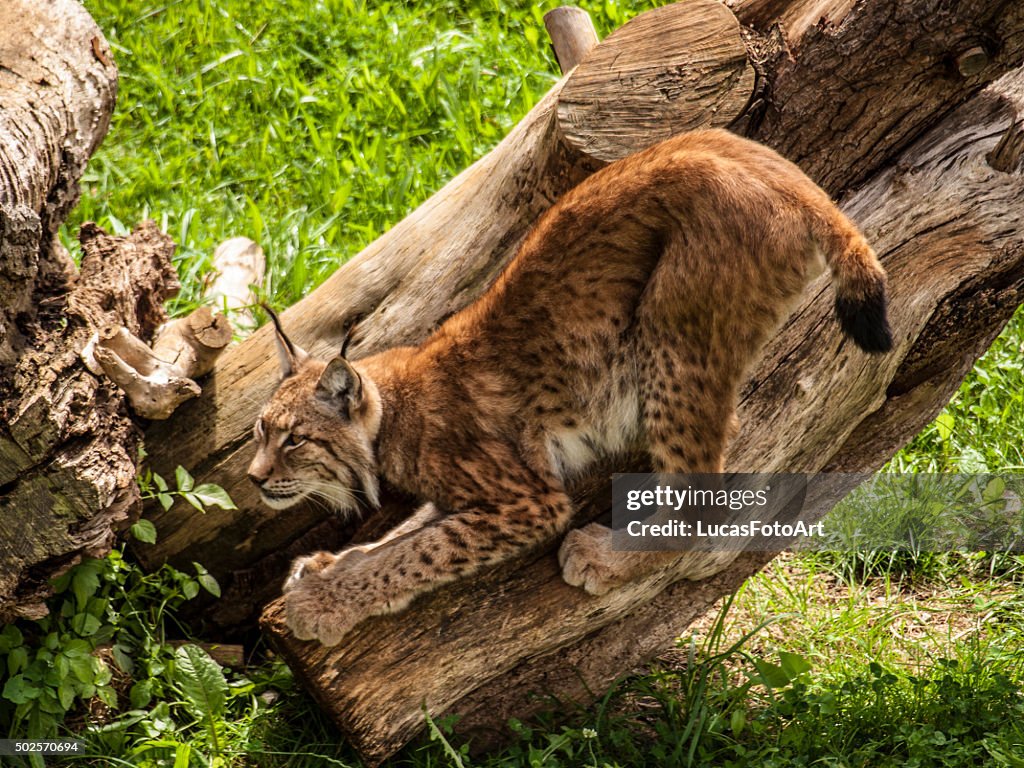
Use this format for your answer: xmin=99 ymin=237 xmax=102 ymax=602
xmin=558 ymin=523 xmax=623 ymax=596
xmin=283 ymin=578 xmax=359 ymax=647
xmin=283 ymin=551 xmax=338 ymax=592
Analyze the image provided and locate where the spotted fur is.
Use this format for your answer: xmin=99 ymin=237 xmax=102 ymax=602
xmin=248 ymin=129 xmax=892 ymax=646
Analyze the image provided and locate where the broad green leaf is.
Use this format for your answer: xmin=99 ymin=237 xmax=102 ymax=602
xmin=780 ymin=651 xmax=812 ymax=680
xmin=754 ymin=659 xmax=790 ymax=689
xmin=72 ymin=560 xmax=103 ymax=609
xmin=194 ymin=563 xmax=221 ymax=597
xmin=0 ymin=624 xmax=23 ymax=653
xmin=71 ymin=612 xmax=102 ymax=636
xmin=191 ymin=483 xmax=238 ymax=510
xmin=175 ymin=465 xmax=195 ymax=493
xmin=131 ymin=519 xmax=158 ymax=544
xmin=3 ymin=674 xmax=40 ymax=704
xmin=130 ymin=679 xmax=153 ymax=709
xmin=7 ymin=645 xmax=28 ymax=675
xmin=58 ymin=680 xmax=76 ymax=710
xmin=934 ymin=411 xmax=955 ymax=442
xmin=173 ymin=644 xmax=228 ymax=720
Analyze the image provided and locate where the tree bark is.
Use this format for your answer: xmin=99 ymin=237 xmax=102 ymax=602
xmin=0 ymin=0 xmax=165 ymax=621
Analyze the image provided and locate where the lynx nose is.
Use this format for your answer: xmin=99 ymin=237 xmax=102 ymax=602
xmin=247 ymin=460 xmax=271 ymax=487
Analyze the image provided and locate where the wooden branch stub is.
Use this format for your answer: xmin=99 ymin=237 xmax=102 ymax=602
xmin=206 ymin=236 xmax=265 ymax=332
xmin=84 ymin=236 xmax=263 ymax=420
xmin=556 ymin=1 xmax=754 ymax=162
xmin=543 ymin=7 xmax=599 ymax=73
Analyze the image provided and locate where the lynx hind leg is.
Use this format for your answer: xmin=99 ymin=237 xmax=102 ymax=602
xmin=559 ymin=346 xmax=740 ymax=595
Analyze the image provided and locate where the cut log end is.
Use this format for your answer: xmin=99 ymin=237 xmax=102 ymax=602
xmin=556 ymin=1 xmax=755 ymax=163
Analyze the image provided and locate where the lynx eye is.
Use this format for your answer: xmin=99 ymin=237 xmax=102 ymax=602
xmin=282 ymin=433 xmax=307 ymax=450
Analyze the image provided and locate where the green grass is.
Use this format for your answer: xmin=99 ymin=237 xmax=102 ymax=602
xmin=10 ymin=0 xmax=1022 ymax=765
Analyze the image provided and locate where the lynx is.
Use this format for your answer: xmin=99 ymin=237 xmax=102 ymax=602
xmin=248 ymin=129 xmax=892 ymax=646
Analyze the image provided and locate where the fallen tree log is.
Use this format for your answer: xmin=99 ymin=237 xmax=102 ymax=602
xmin=139 ymin=0 xmax=1024 ymax=626
xmin=139 ymin=0 xmax=758 ymax=623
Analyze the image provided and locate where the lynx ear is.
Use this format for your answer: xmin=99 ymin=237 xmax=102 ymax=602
xmin=315 ymin=356 xmax=363 ymax=410
xmin=263 ymin=304 xmax=309 ymax=379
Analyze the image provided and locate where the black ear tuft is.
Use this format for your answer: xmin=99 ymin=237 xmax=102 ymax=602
xmin=263 ymin=303 xmax=310 ymax=378
xmin=835 ymin=285 xmax=894 ymax=354
xmin=315 ymin=356 xmax=363 ymax=409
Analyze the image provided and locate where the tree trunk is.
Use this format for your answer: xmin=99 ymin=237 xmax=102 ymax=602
xmin=259 ymin=64 xmax=1024 ymax=762
xmin=0 ymin=1 xmax=185 ymax=621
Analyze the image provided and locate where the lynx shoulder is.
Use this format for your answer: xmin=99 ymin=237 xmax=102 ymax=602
xmin=248 ymin=129 xmax=892 ymax=646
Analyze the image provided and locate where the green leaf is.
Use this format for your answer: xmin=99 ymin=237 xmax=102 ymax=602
xmin=754 ymin=659 xmax=791 ymax=689
xmin=130 ymin=679 xmax=153 ymax=709
xmin=158 ymin=492 xmax=174 ymax=511
xmin=97 ymin=685 xmax=118 ymax=709
xmin=0 ymin=624 xmax=23 ymax=653
xmin=934 ymin=411 xmax=955 ymax=442
xmin=182 ymin=492 xmax=205 ymax=512
xmin=173 ymin=743 xmax=192 ymax=768
xmin=72 ymin=559 xmax=103 ymax=609
xmin=779 ymin=651 xmax=812 ymax=681
xmin=70 ymin=655 xmax=95 ymax=683
xmin=983 ymin=477 xmax=1007 ymax=504
xmin=190 ymin=483 xmax=237 ymax=510
xmin=131 ymin=519 xmax=158 ymax=544
xmin=153 ymin=472 xmax=169 ymax=492
xmin=182 ymin=579 xmax=199 ymax=600
xmin=71 ymin=612 xmax=102 ymax=636
xmin=193 ymin=563 xmax=221 ymax=597
xmin=175 ymin=465 xmax=195 ymax=492
xmin=730 ymin=708 xmax=746 ymax=737
xmin=173 ymin=644 xmax=228 ymax=720
xmin=58 ymin=680 xmax=76 ymax=710
xmin=3 ymin=675 xmax=41 ymax=704
xmin=7 ymin=645 xmax=28 ymax=675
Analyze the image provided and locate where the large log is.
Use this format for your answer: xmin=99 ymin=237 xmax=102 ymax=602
xmin=135 ymin=0 xmax=1024 ymax=762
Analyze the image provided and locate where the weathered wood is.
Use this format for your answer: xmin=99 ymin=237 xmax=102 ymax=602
xmin=1 ymin=221 xmax=178 ymax=621
xmin=0 ymin=0 xmax=148 ymax=621
xmin=556 ymin=2 xmax=755 ymax=162
xmin=139 ymin=0 xmax=758 ymax=616
xmin=83 ymin=236 xmax=264 ymax=421
xmin=543 ymin=7 xmax=598 ymax=73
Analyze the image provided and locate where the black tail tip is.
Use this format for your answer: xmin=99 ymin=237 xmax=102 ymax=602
xmin=835 ymin=289 xmax=893 ymax=354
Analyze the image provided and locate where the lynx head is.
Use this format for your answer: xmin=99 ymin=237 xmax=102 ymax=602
xmin=247 ymin=310 xmax=381 ymax=514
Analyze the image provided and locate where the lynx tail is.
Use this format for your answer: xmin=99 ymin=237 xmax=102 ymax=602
xmin=814 ymin=214 xmax=894 ymax=354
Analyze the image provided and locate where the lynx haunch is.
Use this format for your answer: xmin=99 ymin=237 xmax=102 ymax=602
xmin=248 ymin=129 xmax=893 ymax=646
